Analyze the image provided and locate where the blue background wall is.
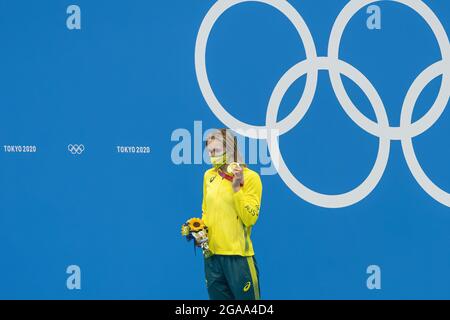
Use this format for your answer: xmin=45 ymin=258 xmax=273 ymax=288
xmin=0 ymin=0 xmax=449 ymax=299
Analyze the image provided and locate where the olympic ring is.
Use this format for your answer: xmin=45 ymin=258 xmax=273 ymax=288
xmin=195 ymin=0 xmax=450 ymax=208
xmin=328 ymin=0 xmax=450 ymax=140
xmin=195 ymin=0 xmax=318 ymax=139
xmin=401 ymin=60 xmax=450 ymax=207
xmin=266 ymin=56 xmax=391 ymax=208
xmin=68 ymin=144 xmax=85 ymax=155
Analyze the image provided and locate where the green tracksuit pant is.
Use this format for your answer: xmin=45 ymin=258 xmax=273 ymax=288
xmin=204 ymin=254 xmax=261 ymax=300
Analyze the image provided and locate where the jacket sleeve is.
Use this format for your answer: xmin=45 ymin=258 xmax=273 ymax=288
xmin=232 ymin=171 xmax=262 ymax=227
xmin=201 ymin=172 xmax=207 ymax=220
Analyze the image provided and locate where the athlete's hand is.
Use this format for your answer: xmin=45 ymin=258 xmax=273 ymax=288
xmin=232 ymin=166 xmax=244 ymax=192
xmin=194 ymin=239 xmax=203 ymax=247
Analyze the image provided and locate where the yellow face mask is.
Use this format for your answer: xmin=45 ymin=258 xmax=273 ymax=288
xmin=210 ymin=152 xmax=227 ymax=169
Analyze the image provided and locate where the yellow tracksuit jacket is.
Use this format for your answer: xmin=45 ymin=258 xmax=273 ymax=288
xmin=202 ymin=166 xmax=262 ymax=257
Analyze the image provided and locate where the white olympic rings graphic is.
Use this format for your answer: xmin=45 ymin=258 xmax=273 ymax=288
xmin=68 ymin=144 xmax=85 ymax=155
xmin=195 ymin=0 xmax=450 ymax=208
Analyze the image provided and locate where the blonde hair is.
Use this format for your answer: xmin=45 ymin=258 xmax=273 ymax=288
xmin=205 ymin=128 xmax=246 ymax=167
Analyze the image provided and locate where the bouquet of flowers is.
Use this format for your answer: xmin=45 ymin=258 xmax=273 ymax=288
xmin=181 ymin=217 xmax=212 ymax=258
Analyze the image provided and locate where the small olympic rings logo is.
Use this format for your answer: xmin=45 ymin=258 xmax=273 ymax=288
xmin=68 ymin=144 xmax=85 ymax=155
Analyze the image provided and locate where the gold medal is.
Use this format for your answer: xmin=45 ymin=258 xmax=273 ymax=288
xmin=227 ymin=162 xmax=240 ymax=175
